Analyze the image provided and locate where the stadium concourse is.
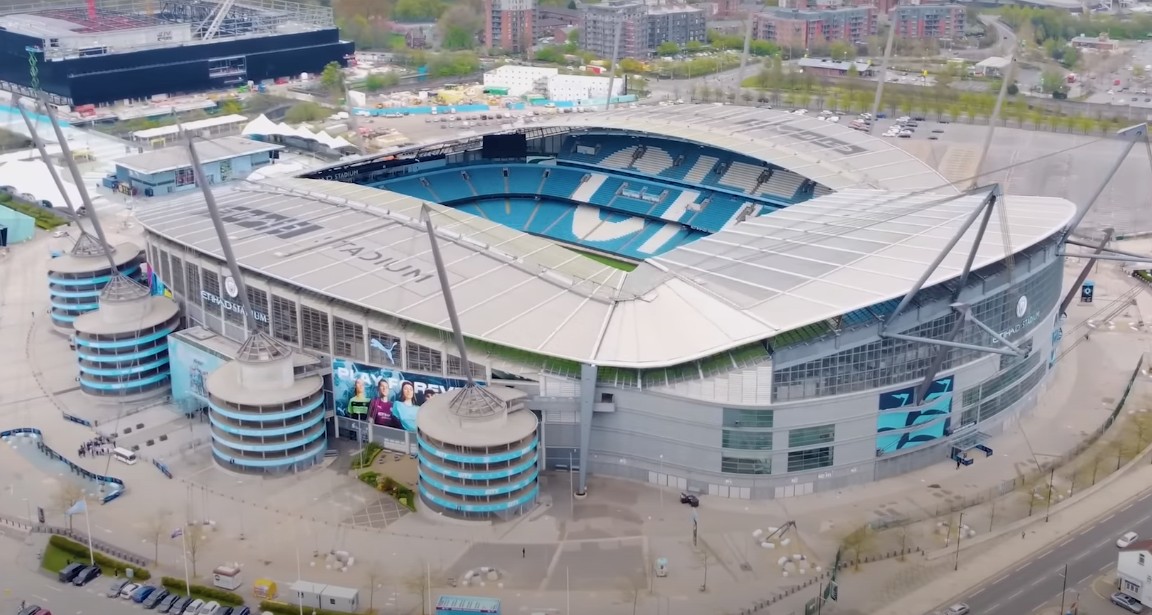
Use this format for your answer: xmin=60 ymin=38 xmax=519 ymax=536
xmin=134 ymin=104 xmax=1077 ymax=509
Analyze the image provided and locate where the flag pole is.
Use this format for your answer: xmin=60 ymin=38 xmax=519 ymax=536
xmin=294 ymin=524 xmax=303 ymax=615
xmin=82 ymin=498 xmax=95 ymax=566
xmin=181 ymin=529 xmax=191 ymax=594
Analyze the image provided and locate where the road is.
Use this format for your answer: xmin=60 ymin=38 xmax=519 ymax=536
xmin=953 ymin=489 xmax=1152 ymax=615
xmin=0 ymin=533 xmax=129 ymax=615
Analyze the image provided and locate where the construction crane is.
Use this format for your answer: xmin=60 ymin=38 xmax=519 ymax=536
xmin=199 ymin=0 xmax=237 ymax=41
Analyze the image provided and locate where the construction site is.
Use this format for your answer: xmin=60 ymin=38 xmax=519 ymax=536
xmin=0 ymin=0 xmax=354 ymax=106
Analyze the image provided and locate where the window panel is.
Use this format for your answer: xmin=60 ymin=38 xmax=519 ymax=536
xmin=721 ymin=430 xmax=773 ymax=451
xmin=447 ymin=354 xmax=486 ymax=379
xmin=246 ymin=287 xmax=270 ymax=333
xmin=333 ymin=316 xmax=365 ymax=360
xmin=271 ymin=295 xmax=299 ymax=344
xmin=202 ymin=270 xmax=221 ymax=317
xmin=170 ymin=256 xmax=185 ymax=295
xmin=721 ymin=456 xmax=772 ymax=474
xmin=722 ymin=408 xmax=773 ymax=428
xmin=300 ymin=305 xmax=330 ymax=353
xmin=184 ymin=261 xmax=201 ymax=301
xmin=407 ymin=342 xmax=442 ymax=374
xmin=788 ymin=424 xmax=834 ymax=448
xmin=367 ymin=329 xmax=402 ymax=367
xmin=787 ymin=447 xmax=833 ymax=472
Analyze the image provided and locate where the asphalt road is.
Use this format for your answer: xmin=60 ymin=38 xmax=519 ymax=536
xmin=955 ymin=489 xmax=1152 ymax=615
xmin=0 ymin=533 xmax=132 ymax=615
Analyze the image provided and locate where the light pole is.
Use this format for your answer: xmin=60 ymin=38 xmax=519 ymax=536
xmin=953 ymin=511 xmax=965 ymax=571
xmin=22 ymin=498 xmax=31 ymax=525
xmin=658 ymin=454 xmax=665 ymax=519
xmin=1045 ymin=467 xmax=1056 ymax=522
xmin=1059 ymin=563 xmax=1069 ymax=615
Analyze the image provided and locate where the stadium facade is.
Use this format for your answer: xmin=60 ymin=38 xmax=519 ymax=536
xmin=0 ymin=0 xmax=353 ymax=106
xmin=138 ymin=106 xmax=1077 ymax=502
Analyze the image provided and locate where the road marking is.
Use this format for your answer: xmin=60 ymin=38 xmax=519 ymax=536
xmin=31 ymin=595 xmax=48 ymax=603
xmin=1123 ymin=503 xmax=1135 ymax=511
xmin=1057 ymin=537 xmax=1074 ymax=547
xmin=970 ymin=588 xmax=985 ymax=597
xmin=1007 ymin=589 xmax=1024 ymax=600
xmin=1037 ymin=548 xmax=1053 ymax=559
xmin=1016 ymin=563 xmax=1030 ymax=572
xmin=988 ymin=602 xmax=1002 ymax=611
xmin=1101 ymin=514 xmax=1116 ymax=523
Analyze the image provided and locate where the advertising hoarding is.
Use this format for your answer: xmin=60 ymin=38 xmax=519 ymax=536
xmin=170 ymin=337 xmax=228 ymax=408
xmin=332 ymin=358 xmax=480 ymax=431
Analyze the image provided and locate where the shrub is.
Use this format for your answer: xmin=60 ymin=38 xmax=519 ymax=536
xmin=161 ymin=577 xmax=244 ymax=606
xmin=350 ymin=443 xmax=383 ymax=470
xmin=260 ymin=601 xmax=349 ymax=615
xmin=0 ymin=197 xmax=69 ymax=230
xmin=358 ymin=471 xmax=416 ymax=511
xmin=48 ymin=535 xmax=151 ymax=580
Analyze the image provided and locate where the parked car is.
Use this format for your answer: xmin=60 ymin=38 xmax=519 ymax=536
xmin=144 ymin=589 xmax=172 ymax=609
xmin=132 ymin=585 xmax=158 ymax=603
xmin=232 ymin=606 xmax=251 ymax=615
xmin=17 ymin=605 xmax=42 ymax=615
xmin=166 ymin=596 xmax=192 ymax=615
xmin=58 ymin=563 xmax=85 ymax=583
xmin=679 ymin=492 xmax=699 ymax=507
xmin=72 ymin=565 xmax=102 ymax=586
xmin=200 ymin=600 xmax=223 ymax=615
xmin=155 ymin=593 xmax=181 ymax=613
xmin=184 ymin=598 xmax=206 ymax=615
xmin=119 ymin=583 xmax=141 ymax=599
xmin=107 ymin=580 xmax=130 ymax=598
xmin=1118 ymin=531 xmax=1139 ymax=548
xmin=1111 ymin=592 xmax=1143 ymax=613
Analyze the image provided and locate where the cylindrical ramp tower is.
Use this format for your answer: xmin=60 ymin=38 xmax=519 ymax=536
xmin=72 ymin=275 xmax=180 ymax=400
xmin=206 ymin=332 xmax=327 ymax=474
xmin=48 ymin=235 xmax=144 ymax=332
xmin=417 ymin=386 xmax=540 ymax=522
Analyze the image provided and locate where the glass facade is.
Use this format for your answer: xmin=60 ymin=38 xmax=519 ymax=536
xmin=772 ymin=258 xmax=1061 ymax=402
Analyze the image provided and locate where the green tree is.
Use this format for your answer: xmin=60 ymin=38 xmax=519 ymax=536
xmin=284 ymin=102 xmax=331 ymax=123
xmin=1006 ymin=82 xmax=1019 ymax=96
xmin=1039 ymin=68 xmax=1065 ymax=93
xmin=657 ymin=41 xmax=680 ymax=56
xmin=567 ymin=29 xmax=580 ymax=45
xmin=535 ymin=46 xmax=566 ymax=64
xmin=749 ymin=40 xmax=778 ymax=56
xmin=828 ymin=40 xmax=855 ymax=60
xmin=439 ymin=5 xmax=481 ymax=50
xmin=364 ymin=72 xmax=400 ymax=92
xmin=393 ymin=0 xmax=444 ymax=22
xmin=320 ymin=61 xmax=345 ymax=95
xmin=685 ymin=39 xmax=704 ymax=53
xmin=619 ymin=58 xmax=645 ymax=74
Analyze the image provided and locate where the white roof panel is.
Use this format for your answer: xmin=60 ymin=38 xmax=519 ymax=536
xmin=137 ymin=120 xmax=1075 ymax=369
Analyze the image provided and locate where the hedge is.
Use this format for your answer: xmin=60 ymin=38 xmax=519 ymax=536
xmin=260 ymin=600 xmax=351 ymax=615
xmin=358 ymin=471 xmax=416 ymax=512
xmin=161 ymin=577 xmax=245 ymax=606
xmin=349 ymin=442 xmax=383 ymax=470
xmin=0 ymin=196 xmax=69 ymax=230
xmin=48 ymin=535 xmax=151 ymax=580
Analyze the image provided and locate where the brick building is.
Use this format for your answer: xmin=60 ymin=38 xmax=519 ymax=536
xmin=579 ymin=0 xmax=705 ymax=58
xmin=891 ymin=4 xmax=966 ymax=40
xmin=484 ymin=0 xmax=536 ymax=54
xmin=752 ymin=7 xmax=876 ymax=49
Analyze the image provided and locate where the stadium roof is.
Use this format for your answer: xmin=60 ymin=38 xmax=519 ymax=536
xmin=526 ymin=104 xmax=956 ymax=194
xmin=139 ymin=176 xmax=1076 ymax=369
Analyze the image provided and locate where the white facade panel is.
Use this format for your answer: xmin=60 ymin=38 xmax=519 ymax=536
xmin=483 ymin=65 xmax=559 ymax=97
xmin=545 ymin=74 xmax=626 ymax=103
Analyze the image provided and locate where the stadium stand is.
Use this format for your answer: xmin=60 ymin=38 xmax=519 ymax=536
xmin=685 ymin=193 xmax=750 ymax=232
xmin=541 ymin=167 xmax=589 ymax=200
xmin=682 ymin=155 xmax=719 ymax=184
xmin=526 ymin=201 xmax=576 ymax=238
xmin=760 ymin=169 xmax=807 ymax=202
xmin=381 ymin=176 xmax=440 ymax=202
xmin=716 ymin=161 xmax=765 ymax=194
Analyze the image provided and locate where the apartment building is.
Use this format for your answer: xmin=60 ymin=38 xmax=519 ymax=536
xmin=579 ymin=0 xmax=706 ymax=58
xmin=752 ymin=7 xmax=877 ymax=49
xmin=484 ymin=0 xmax=537 ymax=54
xmin=891 ymin=4 xmax=966 ymax=40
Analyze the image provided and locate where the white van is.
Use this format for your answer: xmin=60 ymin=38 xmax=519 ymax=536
xmin=112 ymin=447 xmax=137 ymax=465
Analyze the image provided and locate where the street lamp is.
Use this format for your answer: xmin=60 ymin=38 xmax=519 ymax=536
xmin=953 ymin=511 xmax=965 ymax=571
xmin=658 ymin=454 xmax=665 ymax=519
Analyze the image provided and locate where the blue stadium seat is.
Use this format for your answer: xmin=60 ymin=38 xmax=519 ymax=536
xmin=467 ymin=167 xmax=507 ymax=194
xmin=379 ymin=176 xmax=438 ymax=202
xmin=688 ymin=193 xmax=746 ymax=233
xmin=508 ymin=166 xmax=546 ymax=194
xmin=526 ymin=202 xmax=576 ymax=240
xmin=424 ymin=170 xmax=477 ymax=203
xmin=539 ymin=167 xmax=587 ymax=200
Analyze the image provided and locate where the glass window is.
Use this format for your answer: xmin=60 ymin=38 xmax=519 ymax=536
xmin=247 ymin=287 xmax=270 ymax=333
xmin=787 ymin=447 xmax=833 ymax=472
xmin=789 ymin=425 xmax=834 ymax=448
xmin=407 ymin=342 xmax=442 ymax=374
xmin=367 ymin=329 xmax=402 ymax=367
xmin=333 ymin=316 xmax=365 ymax=360
xmin=721 ymin=456 xmax=772 ymax=474
xmin=202 ymin=270 xmax=221 ymax=317
xmin=722 ymin=430 xmax=773 ymax=451
xmin=223 ymin=277 xmax=244 ymax=326
xmin=270 ymin=295 xmax=298 ymax=344
xmin=300 ymin=305 xmax=330 ymax=353
xmin=447 ymin=354 xmax=486 ymax=379
xmin=722 ymin=408 xmax=774 ymax=428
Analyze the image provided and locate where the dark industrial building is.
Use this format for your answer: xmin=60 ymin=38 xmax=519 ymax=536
xmin=0 ymin=0 xmax=354 ymax=106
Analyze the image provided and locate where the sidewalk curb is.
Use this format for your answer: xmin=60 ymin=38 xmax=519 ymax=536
xmin=877 ymin=454 xmax=1152 ymax=615
xmin=924 ymin=440 xmax=1152 ymax=562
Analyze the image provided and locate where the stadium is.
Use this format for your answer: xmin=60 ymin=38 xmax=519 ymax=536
xmin=137 ymin=105 xmax=1077 ymax=504
xmin=0 ymin=0 xmax=352 ymax=106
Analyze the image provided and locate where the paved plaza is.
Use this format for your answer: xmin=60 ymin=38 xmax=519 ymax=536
xmin=1 ymin=125 xmax=1151 ymax=614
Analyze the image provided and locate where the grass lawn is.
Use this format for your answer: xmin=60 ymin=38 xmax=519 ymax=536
xmin=40 ymin=543 xmax=99 ymax=573
xmin=575 ymin=250 xmax=638 ymax=271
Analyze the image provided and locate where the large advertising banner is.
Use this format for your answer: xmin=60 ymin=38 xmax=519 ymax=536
xmin=170 ymin=337 xmax=228 ymax=409
xmin=876 ymin=376 xmax=954 ymax=454
xmin=332 ymin=358 xmax=480 ymax=432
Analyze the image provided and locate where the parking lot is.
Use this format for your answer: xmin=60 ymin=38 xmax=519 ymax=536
xmin=54 ymin=565 xmax=254 ymax=615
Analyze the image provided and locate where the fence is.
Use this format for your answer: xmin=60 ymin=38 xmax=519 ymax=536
xmin=0 ymin=511 xmax=149 ymax=568
xmin=0 ymin=427 xmax=127 ymax=504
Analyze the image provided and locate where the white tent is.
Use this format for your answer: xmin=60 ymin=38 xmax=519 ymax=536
xmin=241 ymin=114 xmax=280 ymax=137
xmin=240 ymin=114 xmax=355 ymax=151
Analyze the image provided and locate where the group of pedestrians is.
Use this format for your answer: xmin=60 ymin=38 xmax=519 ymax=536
xmin=77 ymin=434 xmax=115 ymax=458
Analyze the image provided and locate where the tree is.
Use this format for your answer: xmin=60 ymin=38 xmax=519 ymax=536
xmin=364 ymin=562 xmax=386 ymax=612
xmin=566 ymin=29 xmax=580 ymax=45
xmin=140 ymin=509 xmax=173 ymax=565
xmin=1006 ymin=82 xmax=1019 ymax=96
xmin=685 ymin=40 xmax=703 ymax=53
xmin=393 ymin=0 xmax=444 ymax=22
xmin=402 ymin=564 xmax=443 ymax=615
xmin=657 ymin=41 xmax=680 ymax=56
xmin=284 ymin=102 xmax=331 ymax=123
xmin=320 ymin=61 xmax=345 ymax=95
xmin=619 ymin=58 xmax=645 ymax=74
xmin=182 ymin=523 xmax=211 ymax=578
xmin=439 ymin=5 xmax=481 ymax=50
xmin=364 ymin=72 xmax=400 ymax=92
xmin=839 ymin=525 xmax=874 ymax=571
xmin=52 ymin=482 xmax=86 ymax=530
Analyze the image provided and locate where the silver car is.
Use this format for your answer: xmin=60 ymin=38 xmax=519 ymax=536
xmin=1112 ymin=592 xmax=1144 ymax=614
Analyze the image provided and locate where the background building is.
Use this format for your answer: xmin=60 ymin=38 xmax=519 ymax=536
xmin=482 ymin=65 xmax=626 ymax=101
xmin=797 ymin=58 xmax=874 ymax=77
xmin=752 ymin=7 xmax=876 ymax=49
xmin=892 ymin=4 xmax=966 ymax=40
xmin=484 ymin=0 xmax=536 ymax=54
xmin=483 ymin=65 xmax=559 ymax=97
xmin=0 ymin=0 xmax=354 ymax=106
xmin=579 ymin=0 xmax=704 ymax=58
xmin=546 ymin=73 xmax=626 ymax=102
xmin=114 ymin=136 xmax=282 ymax=197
